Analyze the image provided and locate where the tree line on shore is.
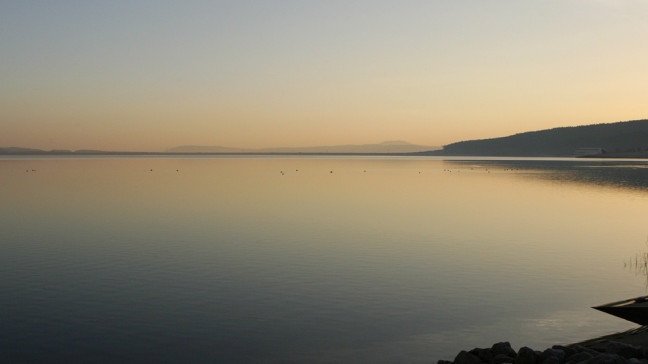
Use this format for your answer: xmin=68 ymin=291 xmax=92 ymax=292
xmin=427 ymin=119 xmax=648 ymax=157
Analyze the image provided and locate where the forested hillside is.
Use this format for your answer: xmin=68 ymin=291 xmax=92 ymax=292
xmin=431 ymin=119 xmax=648 ymax=157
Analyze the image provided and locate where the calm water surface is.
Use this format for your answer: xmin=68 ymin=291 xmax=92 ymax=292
xmin=2 ymin=156 xmax=648 ymax=363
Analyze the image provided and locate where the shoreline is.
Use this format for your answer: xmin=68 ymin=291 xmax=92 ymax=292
xmin=441 ymin=326 xmax=648 ymax=364
xmin=574 ymin=326 xmax=648 ymax=349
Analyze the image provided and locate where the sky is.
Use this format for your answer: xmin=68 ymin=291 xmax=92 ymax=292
xmin=2 ymin=1 xmax=648 ymax=152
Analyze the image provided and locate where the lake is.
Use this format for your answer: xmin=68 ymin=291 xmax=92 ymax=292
xmin=2 ymin=156 xmax=648 ymax=363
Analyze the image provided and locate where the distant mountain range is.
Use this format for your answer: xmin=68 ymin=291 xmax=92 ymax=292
xmin=0 ymin=141 xmax=440 ymax=155
xmin=165 ymin=141 xmax=440 ymax=154
xmin=0 ymin=147 xmax=151 ymax=155
xmin=4 ymin=119 xmax=648 ymax=157
xmin=425 ymin=119 xmax=648 ymax=157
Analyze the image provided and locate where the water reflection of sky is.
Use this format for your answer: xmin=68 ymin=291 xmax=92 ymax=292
xmin=447 ymin=159 xmax=648 ymax=191
xmin=2 ymin=156 xmax=648 ymax=362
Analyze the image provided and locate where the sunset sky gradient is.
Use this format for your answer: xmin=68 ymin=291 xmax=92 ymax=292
xmin=2 ymin=1 xmax=647 ymax=151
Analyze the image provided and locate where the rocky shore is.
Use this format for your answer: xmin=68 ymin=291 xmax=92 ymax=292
xmin=440 ymin=327 xmax=648 ymax=364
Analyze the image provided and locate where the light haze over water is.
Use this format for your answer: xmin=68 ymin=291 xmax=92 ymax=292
xmin=2 ymin=156 xmax=648 ymax=363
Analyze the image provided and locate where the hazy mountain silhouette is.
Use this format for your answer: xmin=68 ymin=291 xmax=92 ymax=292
xmin=164 ymin=145 xmax=249 ymax=153
xmin=5 ymin=119 xmax=648 ymax=157
xmin=166 ymin=141 xmax=440 ymax=154
xmin=426 ymin=119 xmax=648 ymax=157
xmin=0 ymin=141 xmax=439 ymax=155
xmin=0 ymin=147 xmax=46 ymax=154
xmin=0 ymin=147 xmax=154 ymax=155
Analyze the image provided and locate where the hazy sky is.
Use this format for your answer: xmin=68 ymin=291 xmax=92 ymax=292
xmin=2 ymin=1 xmax=647 ymax=151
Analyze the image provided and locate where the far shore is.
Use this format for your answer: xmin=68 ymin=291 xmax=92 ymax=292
xmin=2 ymin=150 xmax=648 ymax=159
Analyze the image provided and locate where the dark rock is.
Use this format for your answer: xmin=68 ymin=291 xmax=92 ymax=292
xmin=586 ymin=342 xmax=612 ymax=354
xmin=455 ymin=350 xmax=483 ymax=364
xmin=605 ymin=342 xmax=641 ymax=359
xmin=443 ymin=331 xmax=648 ymax=364
xmin=554 ymin=345 xmax=578 ymax=359
xmin=540 ymin=348 xmax=566 ymax=364
xmin=541 ymin=356 xmax=561 ymax=364
xmin=492 ymin=342 xmax=518 ymax=358
xmin=571 ymin=345 xmax=605 ymax=357
xmin=566 ymin=351 xmax=595 ymax=363
xmin=586 ymin=354 xmax=628 ymax=364
xmin=516 ymin=346 xmax=538 ymax=364
xmin=493 ymin=354 xmax=516 ymax=364
xmin=469 ymin=347 xmax=494 ymax=363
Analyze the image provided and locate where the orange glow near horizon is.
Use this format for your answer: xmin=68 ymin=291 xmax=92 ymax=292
xmin=2 ymin=2 xmax=647 ymax=152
